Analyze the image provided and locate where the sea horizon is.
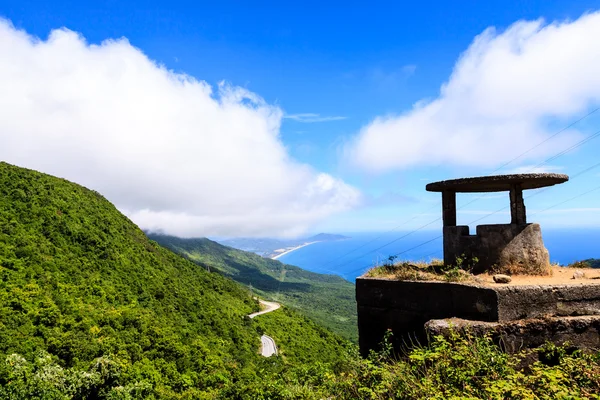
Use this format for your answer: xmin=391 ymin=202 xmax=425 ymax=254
xmin=276 ymin=228 xmax=600 ymax=282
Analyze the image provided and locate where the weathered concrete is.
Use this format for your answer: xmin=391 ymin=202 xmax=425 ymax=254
xmin=426 ymin=173 xmax=569 ymax=193
xmin=427 ymin=173 xmax=566 ymax=273
xmin=356 ymin=277 xmax=600 ymax=355
xmin=425 ymin=316 xmax=600 ymax=354
xmin=444 ymin=223 xmax=550 ymax=273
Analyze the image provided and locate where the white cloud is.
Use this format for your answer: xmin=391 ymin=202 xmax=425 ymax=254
xmin=0 ymin=20 xmax=360 ymax=238
xmin=347 ymin=12 xmax=600 ymax=172
xmin=284 ymin=113 xmax=347 ymax=123
xmin=503 ymin=164 xmax=563 ymax=174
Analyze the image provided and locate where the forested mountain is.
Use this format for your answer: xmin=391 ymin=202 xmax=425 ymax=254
xmin=0 ymin=162 xmax=348 ymax=398
xmin=149 ymin=234 xmax=358 ymax=341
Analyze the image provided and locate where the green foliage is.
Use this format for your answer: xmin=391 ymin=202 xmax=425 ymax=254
xmin=252 ymin=307 xmax=348 ymax=364
xmin=366 ymin=258 xmax=473 ymax=283
xmin=3 ymin=161 xmax=600 ymax=398
xmin=150 ymin=234 xmax=358 ymax=342
xmin=323 ymin=332 xmax=600 ymax=399
xmin=0 ymin=162 xmax=348 ymax=397
xmin=570 ymin=259 xmax=599 ymax=268
xmin=584 ymin=259 xmax=600 ymax=268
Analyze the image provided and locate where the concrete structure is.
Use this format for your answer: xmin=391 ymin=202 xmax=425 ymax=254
xmin=355 ymin=172 xmax=600 ymax=358
xmin=426 ymin=173 xmax=569 ymax=273
xmin=356 ymin=277 xmax=600 ymax=356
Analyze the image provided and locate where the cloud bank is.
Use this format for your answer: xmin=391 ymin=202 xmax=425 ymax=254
xmin=347 ymin=12 xmax=600 ymax=171
xmin=0 ymin=20 xmax=360 ymax=238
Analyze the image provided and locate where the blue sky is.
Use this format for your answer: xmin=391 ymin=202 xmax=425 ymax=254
xmin=2 ymin=1 xmax=600 ymax=237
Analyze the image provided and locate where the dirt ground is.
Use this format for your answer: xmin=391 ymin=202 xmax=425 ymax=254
xmin=477 ymin=266 xmax=600 ymax=286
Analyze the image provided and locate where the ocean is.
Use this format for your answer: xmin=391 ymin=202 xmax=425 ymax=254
xmin=277 ymin=229 xmax=600 ymax=282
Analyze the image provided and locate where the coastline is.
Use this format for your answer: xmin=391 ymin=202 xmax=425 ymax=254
xmin=271 ymin=241 xmax=320 ymax=260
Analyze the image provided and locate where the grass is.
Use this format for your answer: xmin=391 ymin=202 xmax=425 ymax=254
xmin=365 ymin=259 xmax=477 ymax=283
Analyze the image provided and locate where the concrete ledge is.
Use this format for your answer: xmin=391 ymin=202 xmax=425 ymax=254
xmin=425 ymin=316 xmax=600 ymax=353
xmin=495 ymin=284 xmax=600 ymax=320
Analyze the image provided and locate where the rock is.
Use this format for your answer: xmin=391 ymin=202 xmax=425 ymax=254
xmin=493 ymin=274 xmax=512 ymax=284
xmin=572 ymin=270 xmax=586 ymax=280
xmin=424 ymin=316 xmax=600 ymax=355
xmin=496 ymin=224 xmax=550 ymax=275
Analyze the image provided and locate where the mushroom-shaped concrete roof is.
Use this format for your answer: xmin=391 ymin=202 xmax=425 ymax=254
xmin=426 ymin=173 xmax=569 ymax=193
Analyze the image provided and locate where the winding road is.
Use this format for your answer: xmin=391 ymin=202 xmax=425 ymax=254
xmin=247 ymin=299 xmax=281 ymax=319
xmin=247 ymin=299 xmax=281 ymax=357
xmin=260 ymin=335 xmax=278 ymax=357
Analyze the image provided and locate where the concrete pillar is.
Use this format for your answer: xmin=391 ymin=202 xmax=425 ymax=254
xmin=442 ymin=190 xmax=457 ymax=227
xmin=510 ymin=184 xmax=526 ymax=225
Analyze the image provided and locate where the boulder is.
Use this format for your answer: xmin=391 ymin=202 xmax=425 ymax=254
xmin=493 ymin=274 xmax=512 ymax=284
xmin=573 ymin=270 xmax=586 ymax=280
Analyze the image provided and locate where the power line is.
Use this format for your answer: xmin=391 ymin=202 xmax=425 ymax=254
xmin=315 ymin=110 xmax=600 ymax=274
xmin=324 ymin=217 xmax=441 ymax=272
xmin=346 ymin=156 xmax=600 ymax=277
xmin=312 ymin=202 xmax=441 ymax=271
xmin=529 ymin=185 xmax=600 ymax=217
xmin=532 ymin=128 xmax=600 ymax=168
xmin=347 ymin=235 xmax=443 ymax=277
xmin=492 ymin=107 xmax=600 ymax=174
xmin=521 ymin=160 xmax=600 ymax=201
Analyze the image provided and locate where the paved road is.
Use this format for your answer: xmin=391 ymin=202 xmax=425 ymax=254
xmin=247 ymin=299 xmax=281 ymax=357
xmin=248 ymin=300 xmax=281 ymax=319
xmin=260 ymin=334 xmax=278 ymax=357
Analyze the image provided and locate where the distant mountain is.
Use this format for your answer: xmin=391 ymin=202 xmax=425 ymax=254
xmin=218 ymin=232 xmax=350 ymax=258
xmin=583 ymin=259 xmax=600 ymax=268
xmin=306 ymin=233 xmax=350 ymax=242
xmin=149 ymin=234 xmax=358 ymax=342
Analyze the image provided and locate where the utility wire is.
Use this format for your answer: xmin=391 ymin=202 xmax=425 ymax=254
xmin=529 ymin=185 xmax=600 ymax=217
xmin=532 ymin=128 xmax=600 ymax=169
xmin=316 ymin=110 xmax=600 ymax=274
xmin=346 ymin=155 xmax=600 ymax=277
xmin=312 ymin=202 xmax=441 ymax=271
xmin=492 ymin=107 xmax=599 ymax=174
xmin=324 ymin=217 xmax=441 ymax=272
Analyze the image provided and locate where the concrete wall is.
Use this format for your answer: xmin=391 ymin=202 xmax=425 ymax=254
xmin=356 ymin=278 xmax=498 ymax=356
xmin=425 ymin=316 xmax=600 ymax=355
xmin=444 ymin=223 xmax=549 ymax=273
xmin=356 ymin=278 xmax=600 ymax=356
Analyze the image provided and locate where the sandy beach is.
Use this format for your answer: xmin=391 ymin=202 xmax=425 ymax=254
xmin=271 ymin=241 xmax=319 ymax=260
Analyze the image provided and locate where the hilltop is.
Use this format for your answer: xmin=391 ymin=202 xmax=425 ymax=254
xmin=0 ymin=162 xmax=348 ymax=397
xmin=148 ymin=234 xmax=358 ymax=342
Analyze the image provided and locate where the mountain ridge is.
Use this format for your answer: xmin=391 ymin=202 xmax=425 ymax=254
xmin=148 ymin=233 xmax=358 ymax=341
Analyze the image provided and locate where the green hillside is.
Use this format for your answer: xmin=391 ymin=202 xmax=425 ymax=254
xmin=3 ymin=161 xmax=600 ymax=399
xmin=148 ymin=234 xmax=358 ymax=341
xmin=0 ymin=162 xmax=348 ymax=398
